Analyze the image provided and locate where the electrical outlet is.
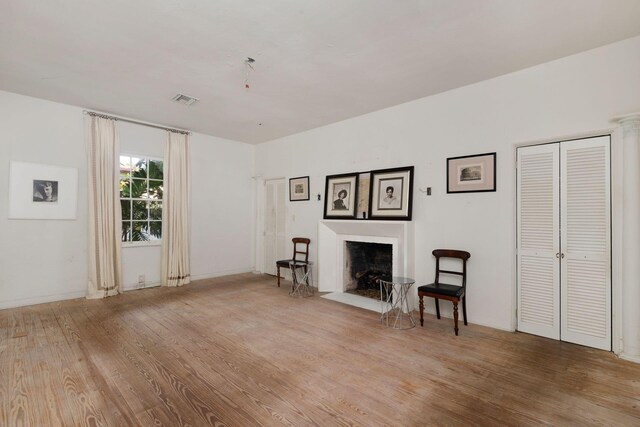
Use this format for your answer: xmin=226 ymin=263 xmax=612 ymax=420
xmin=138 ymin=275 xmax=146 ymax=287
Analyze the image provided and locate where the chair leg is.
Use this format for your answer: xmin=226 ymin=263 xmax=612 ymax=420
xmin=453 ymin=300 xmax=459 ymax=336
xmin=435 ymin=298 xmax=440 ymax=319
xmin=462 ymin=295 xmax=468 ymax=326
xmin=419 ymin=295 xmax=424 ymax=327
xmin=277 ymin=266 xmax=281 ymax=287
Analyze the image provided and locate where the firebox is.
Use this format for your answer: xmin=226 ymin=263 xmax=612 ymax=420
xmin=344 ymin=241 xmax=392 ymax=300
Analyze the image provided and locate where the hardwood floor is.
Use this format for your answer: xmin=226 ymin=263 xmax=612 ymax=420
xmin=1 ymin=273 xmax=639 ymax=426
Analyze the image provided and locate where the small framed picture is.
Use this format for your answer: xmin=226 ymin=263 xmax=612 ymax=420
xmin=324 ymin=173 xmax=359 ymax=219
xmin=368 ymin=166 xmax=414 ymax=220
xmin=447 ymin=152 xmax=496 ymax=193
xmin=289 ymin=176 xmax=310 ymax=201
xmin=9 ymin=161 xmax=78 ymax=220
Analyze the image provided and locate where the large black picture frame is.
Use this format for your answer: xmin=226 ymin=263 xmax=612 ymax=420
xmin=368 ymin=166 xmax=414 ymax=221
xmin=323 ymin=172 xmax=359 ymax=219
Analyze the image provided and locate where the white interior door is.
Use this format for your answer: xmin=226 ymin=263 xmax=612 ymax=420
xmin=560 ymin=136 xmax=611 ymax=350
xmin=517 ymin=143 xmax=561 ymax=340
xmin=517 ymin=136 xmax=611 ymax=351
xmin=263 ymin=179 xmax=286 ymax=276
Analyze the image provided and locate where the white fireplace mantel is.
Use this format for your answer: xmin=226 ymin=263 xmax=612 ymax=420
xmin=317 ymin=220 xmax=415 ymax=295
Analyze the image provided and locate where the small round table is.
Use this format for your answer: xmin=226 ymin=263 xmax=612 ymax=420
xmin=288 ymin=261 xmax=313 ymax=297
xmin=379 ymin=276 xmax=416 ymax=329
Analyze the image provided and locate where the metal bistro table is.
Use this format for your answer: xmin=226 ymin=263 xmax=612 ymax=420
xmin=379 ymin=276 xmax=416 ymax=329
xmin=288 ymin=260 xmax=314 ymax=297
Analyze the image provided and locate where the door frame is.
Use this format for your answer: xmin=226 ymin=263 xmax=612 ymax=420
xmin=255 ymin=177 xmax=286 ymax=274
xmin=512 ymin=127 xmax=622 ymax=354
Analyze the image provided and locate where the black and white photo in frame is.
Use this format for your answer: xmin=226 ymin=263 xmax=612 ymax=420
xmin=447 ymin=152 xmax=496 ymax=193
xmin=368 ymin=166 xmax=414 ymax=220
xmin=9 ymin=161 xmax=78 ymax=220
xmin=323 ymin=172 xmax=359 ymax=219
xmin=289 ymin=176 xmax=310 ymax=201
xmin=33 ymin=180 xmax=59 ymax=202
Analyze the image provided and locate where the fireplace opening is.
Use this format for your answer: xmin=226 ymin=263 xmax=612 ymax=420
xmin=344 ymin=241 xmax=392 ymax=300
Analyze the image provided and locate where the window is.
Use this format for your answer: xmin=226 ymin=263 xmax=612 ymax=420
xmin=119 ymin=155 xmax=163 ymax=243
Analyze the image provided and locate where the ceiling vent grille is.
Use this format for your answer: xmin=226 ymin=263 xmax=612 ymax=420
xmin=171 ymin=93 xmax=199 ymax=106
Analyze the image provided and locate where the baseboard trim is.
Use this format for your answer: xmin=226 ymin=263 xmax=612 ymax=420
xmin=619 ymin=352 xmax=640 ymax=364
xmin=122 ymin=282 xmax=161 ymax=292
xmin=0 ymin=290 xmax=86 ymax=310
xmin=191 ymin=268 xmax=254 ymax=281
xmin=421 ymin=308 xmax=514 ymax=332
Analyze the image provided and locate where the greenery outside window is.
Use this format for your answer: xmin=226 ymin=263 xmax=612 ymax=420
xmin=120 ymin=155 xmax=163 ymax=244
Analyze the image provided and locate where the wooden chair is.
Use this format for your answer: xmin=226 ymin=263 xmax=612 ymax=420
xmin=418 ymin=249 xmax=471 ymax=335
xmin=276 ymin=237 xmax=310 ymax=287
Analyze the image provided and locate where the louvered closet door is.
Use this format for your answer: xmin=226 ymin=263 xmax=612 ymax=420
xmin=517 ymin=144 xmax=560 ymax=340
xmin=560 ymin=136 xmax=611 ymax=350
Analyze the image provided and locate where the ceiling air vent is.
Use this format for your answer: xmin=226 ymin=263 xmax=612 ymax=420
xmin=171 ymin=93 xmax=199 ymax=106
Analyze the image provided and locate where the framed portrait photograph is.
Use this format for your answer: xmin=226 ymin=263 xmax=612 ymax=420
xmin=447 ymin=152 xmax=496 ymax=193
xmin=368 ymin=166 xmax=414 ymax=220
xmin=323 ymin=173 xmax=359 ymax=219
xmin=9 ymin=161 xmax=78 ymax=220
xmin=289 ymin=176 xmax=310 ymax=201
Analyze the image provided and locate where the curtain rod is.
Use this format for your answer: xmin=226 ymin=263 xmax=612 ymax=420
xmin=83 ymin=110 xmax=190 ymax=135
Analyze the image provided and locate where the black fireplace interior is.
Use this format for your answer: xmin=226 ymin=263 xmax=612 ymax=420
xmin=345 ymin=241 xmax=392 ymax=300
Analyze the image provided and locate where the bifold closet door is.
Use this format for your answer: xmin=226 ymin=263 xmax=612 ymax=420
xmin=517 ymin=137 xmax=611 ymax=350
xmin=517 ymin=143 xmax=560 ymax=340
xmin=560 ymin=136 xmax=611 ymax=350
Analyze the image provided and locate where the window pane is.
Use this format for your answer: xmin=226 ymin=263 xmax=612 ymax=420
xmin=132 ymin=200 xmax=148 ymax=220
xmin=148 ymin=180 xmax=163 ymax=200
xmin=122 ymin=221 xmax=132 ymax=242
xmin=148 ymin=160 xmax=163 ymax=180
xmin=131 ymin=157 xmax=147 ymax=178
xmin=120 ymin=179 xmax=130 ymax=198
xmin=149 ymin=201 xmax=162 ymax=220
xmin=132 ymin=222 xmax=149 ymax=241
xmin=120 ymin=156 xmax=132 ymax=180
xmin=149 ymin=221 xmax=162 ymax=240
xmin=121 ymin=200 xmax=131 ymax=220
xmin=130 ymin=179 xmax=146 ymax=198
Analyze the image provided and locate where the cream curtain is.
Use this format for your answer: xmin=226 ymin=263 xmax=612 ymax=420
xmin=87 ymin=115 xmax=122 ymax=298
xmin=161 ymin=131 xmax=191 ymax=287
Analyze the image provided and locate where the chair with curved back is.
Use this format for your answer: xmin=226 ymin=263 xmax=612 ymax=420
xmin=418 ymin=249 xmax=471 ymax=335
xmin=276 ymin=237 xmax=310 ymax=287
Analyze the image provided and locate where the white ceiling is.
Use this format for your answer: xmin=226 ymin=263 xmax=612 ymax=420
xmin=1 ymin=0 xmax=640 ymax=144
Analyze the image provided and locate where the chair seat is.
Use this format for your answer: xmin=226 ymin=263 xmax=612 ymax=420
xmin=276 ymin=259 xmax=308 ymax=268
xmin=418 ymin=282 xmax=464 ymax=297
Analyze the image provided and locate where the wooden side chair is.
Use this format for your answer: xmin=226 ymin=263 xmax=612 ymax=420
xmin=418 ymin=249 xmax=471 ymax=335
xmin=276 ymin=237 xmax=310 ymax=287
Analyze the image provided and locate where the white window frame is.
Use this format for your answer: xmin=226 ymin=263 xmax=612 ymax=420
xmin=120 ymin=153 xmax=164 ymax=247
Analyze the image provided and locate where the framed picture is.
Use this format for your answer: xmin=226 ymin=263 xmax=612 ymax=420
xmin=368 ymin=166 xmax=414 ymax=220
xmin=8 ymin=161 xmax=78 ymax=220
xmin=289 ymin=176 xmax=310 ymax=201
xmin=323 ymin=173 xmax=359 ymax=219
xmin=447 ymin=152 xmax=496 ymax=193
xmin=356 ymin=172 xmax=370 ymax=219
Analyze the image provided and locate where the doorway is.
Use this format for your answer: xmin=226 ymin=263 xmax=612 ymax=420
xmin=263 ymin=178 xmax=286 ymax=276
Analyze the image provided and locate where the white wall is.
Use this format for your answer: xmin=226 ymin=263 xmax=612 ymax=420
xmin=255 ymin=35 xmax=640 ymax=331
xmin=119 ymin=124 xmax=256 ymax=288
xmin=190 ymin=132 xmax=255 ymax=280
xmin=0 ymin=91 xmax=255 ymax=308
xmin=0 ymin=91 xmax=88 ymax=308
